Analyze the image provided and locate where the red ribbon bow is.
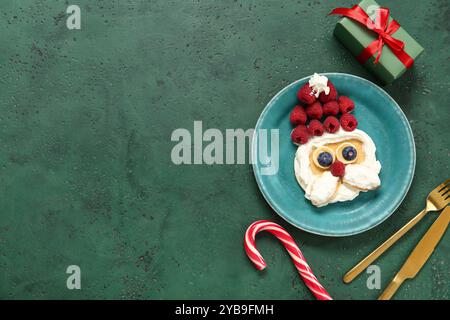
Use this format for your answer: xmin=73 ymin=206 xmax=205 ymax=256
xmin=329 ymin=5 xmax=414 ymax=68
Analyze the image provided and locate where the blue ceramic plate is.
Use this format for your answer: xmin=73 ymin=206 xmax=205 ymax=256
xmin=252 ymin=73 xmax=415 ymax=237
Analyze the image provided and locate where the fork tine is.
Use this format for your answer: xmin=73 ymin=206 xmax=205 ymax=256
xmin=442 ymin=187 xmax=449 ymax=196
xmin=437 ymin=180 xmax=450 ymax=192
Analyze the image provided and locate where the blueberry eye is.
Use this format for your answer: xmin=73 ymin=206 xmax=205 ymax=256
xmin=317 ymin=152 xmax=333 ymax=167
xmin=342 ymin=146 xmax=357 ymax=161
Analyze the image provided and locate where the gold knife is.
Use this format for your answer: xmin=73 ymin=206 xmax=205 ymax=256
xmin=378 ymin=206 xmax=450 ymax=300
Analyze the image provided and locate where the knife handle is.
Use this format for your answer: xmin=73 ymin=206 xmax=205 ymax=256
xmin=378 ymin=275 xmax=404 ymax=300
xmin=343 ymin=208 xmax=429 ymax=283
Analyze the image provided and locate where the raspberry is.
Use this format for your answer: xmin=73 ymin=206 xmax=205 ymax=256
xmin=322 ymin=101 xmax=340 ymax=116
xmin=319 ymin=81 xmax=338 ymax=103
xmin=306 ymin=101 xmax=323 ymax=120
xmin=291 ymin=125 xmax=309 ymax=145
xmin=290 ymin=105 xmax=307 ymax=126
xmin=308 ymin=119 xmax=324 ymax=136
xmin=297 ymin=83 xmax=316 ymax=104
xmin=323 ymin=116 xmax=340 ymax=133
xmin=340 ymin=113 xmax=358 ymax=131
xmin=338 ymin=96 xmax=355 ymax=113
xmin=330 ymin=160 xmax=345 ymax=177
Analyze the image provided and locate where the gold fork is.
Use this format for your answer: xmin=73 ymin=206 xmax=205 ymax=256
xmin=343 ymin=179 xmax=450 ymax=283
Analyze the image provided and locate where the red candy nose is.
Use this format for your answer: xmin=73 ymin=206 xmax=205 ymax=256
xmin=331 ymin=161 xmax=345 ymax=177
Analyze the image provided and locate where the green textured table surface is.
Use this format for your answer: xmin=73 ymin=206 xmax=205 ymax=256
xmin=0 ymin=0 xmax=448 ymax=300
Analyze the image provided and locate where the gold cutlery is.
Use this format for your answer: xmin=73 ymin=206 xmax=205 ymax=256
xmin=378 ymin=206 xmax=450 ymax=300
xmin=344 ymin=179 xmax=450 ymax=283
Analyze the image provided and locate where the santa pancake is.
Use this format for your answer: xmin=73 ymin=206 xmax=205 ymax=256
xmin=290 ymin=74 xmax=381 ymax=207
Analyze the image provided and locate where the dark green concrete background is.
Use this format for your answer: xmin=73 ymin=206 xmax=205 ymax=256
xmin=0 ymin=0 xmax=448 ymax=300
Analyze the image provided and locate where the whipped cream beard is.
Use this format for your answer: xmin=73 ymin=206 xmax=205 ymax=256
xmin=294 ymin=129 xmax=381 ymax=207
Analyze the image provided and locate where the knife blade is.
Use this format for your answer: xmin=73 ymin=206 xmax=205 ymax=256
xmin=378 ymin=206 xmax=450 ymax=300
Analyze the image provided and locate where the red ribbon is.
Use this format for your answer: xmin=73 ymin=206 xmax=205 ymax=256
xmin=329 ymin=5 xmax=414 ymax=68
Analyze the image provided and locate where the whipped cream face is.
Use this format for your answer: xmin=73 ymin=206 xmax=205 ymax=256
xmin=294 ymin=129 xmax=381 ymax=207
xmin=308 ymin=73 xmax=330 ymax=98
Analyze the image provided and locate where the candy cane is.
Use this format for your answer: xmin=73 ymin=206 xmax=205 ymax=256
xmin=244 ymin=220 xmax=332 ymax=300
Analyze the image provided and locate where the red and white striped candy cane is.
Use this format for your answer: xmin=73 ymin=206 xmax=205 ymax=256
xmin=244 ymin=220 xmax=332 ymax=300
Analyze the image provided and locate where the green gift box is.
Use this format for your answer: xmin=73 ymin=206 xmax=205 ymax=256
xmin=333 ymin=0 xmax=424 ymax=84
